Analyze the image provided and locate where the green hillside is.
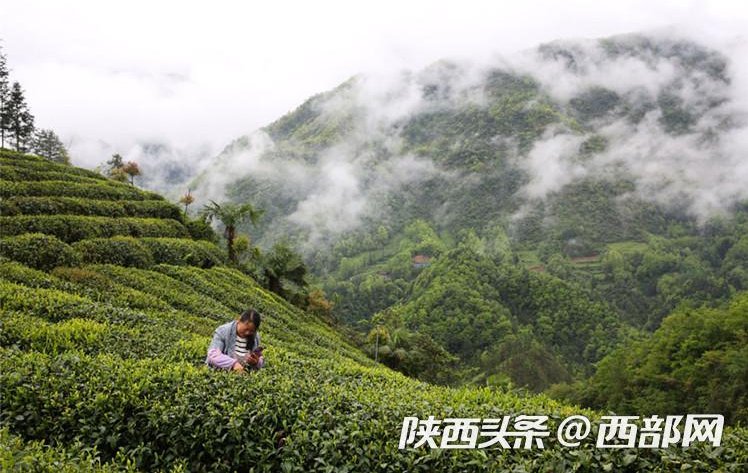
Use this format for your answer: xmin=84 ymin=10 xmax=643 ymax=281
xmin=181 ymin=35 xmax=748 ymax=410
xmin=194 ymin=35 xmax=743 ymax=333
xmin=203 ymin=35 xmax=725 ymax=253
xmin=572 ymin=291 xmax=748 ymax=425
xmin=2 ymin=149 xmax=746 ymax=470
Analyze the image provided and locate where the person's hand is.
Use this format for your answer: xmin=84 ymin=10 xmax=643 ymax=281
xmin=245 ymin=353 xmax=259 ymax=367
xmin=232 ymin=361 xmax=244 ymax=372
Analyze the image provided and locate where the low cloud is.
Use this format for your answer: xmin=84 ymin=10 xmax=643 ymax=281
xmin=192 ymin=130 xmax=277 ymax=205
xmin=189 ymin=31 xmax=748 ymax=252
xmin=504 ymin=31 xmax=748 ymax=222
xmin=518 ymin=130 xmax=588 ymax=199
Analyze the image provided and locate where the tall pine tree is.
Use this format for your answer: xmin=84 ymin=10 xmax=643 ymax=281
xmin=106 ymin=153 xmax=124 ymax=174
xmin=0 ymin=45 xmax=10 ymax=148
xmin=6 ymin=82 xmax=35 ymax=152
xmin=31 ymin=128 xmax=69 ymax=164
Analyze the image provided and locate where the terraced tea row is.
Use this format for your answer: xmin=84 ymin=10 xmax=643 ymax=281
xmin=0 ymin=215 xmax=188 ymax=242
xmin=0 ymin=196 xmax=184 ymax=220
xmin=0 ymin=180 xmax=164 ymax=200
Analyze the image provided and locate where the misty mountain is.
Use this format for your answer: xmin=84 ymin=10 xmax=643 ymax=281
xmin=182 ymin=33 xmax=748 ymax=398
xmin=193 ymin=33 xmax=744 ymax=259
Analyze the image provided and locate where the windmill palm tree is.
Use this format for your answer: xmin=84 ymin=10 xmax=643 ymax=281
xmin=263 ymin=242 xmax=308 ymax=303
xmin=200 ymin=200 xmax=264 ymax=264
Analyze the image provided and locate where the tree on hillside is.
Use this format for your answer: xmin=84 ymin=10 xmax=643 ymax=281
xmin=0 ymin=45 xmax=10 ymax=148
xmin=179 ymin=189 xmax=195 ymax=215
xmin=122 ymin=161 xmax=141 ymax=186
xmin=200 ymin=200 xmax=264 ymax=264
xmin=4 ymin=82 xmax=35 ymax=151
xmin=306 ymin=287 xmax=335 ymax=320
xmin=31 ymin=128 xmax=69 ymax=164
xmin=262 ymin=242 xmax=308 ymax=304
xmin=577 ymin=292 xmax=748 ymax=424
xmin=106 ymin=153 xmax=124 ymax=174
xmin=365 ymin=308 xmax=460 ymax=385
xmin=104 ymin=154 xmax=141 ymax=186
xmin=109 ymin=167 xmax=129 ymax=183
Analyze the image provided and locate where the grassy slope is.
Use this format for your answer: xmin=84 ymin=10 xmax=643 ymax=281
xmin=1 ymin=150 xmax=746 ymax=472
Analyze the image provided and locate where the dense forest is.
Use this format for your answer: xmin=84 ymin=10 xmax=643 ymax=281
xmin=188 ymin=34 xmax=748 ymax=425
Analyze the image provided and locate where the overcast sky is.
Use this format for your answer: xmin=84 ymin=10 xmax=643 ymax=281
xmin=1 ymin=0 xmax=747 ymax=168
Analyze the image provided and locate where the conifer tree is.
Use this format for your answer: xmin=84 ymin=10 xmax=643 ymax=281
xmin=0 ymin=46 xmax=11 ymax=148
xmin=31 ymin=128 xmax=69 ymax=164
xmin=6 ymin=82 xmax=35 ymax=151
xmin=106 ymin=153 xmax=124 ymax=174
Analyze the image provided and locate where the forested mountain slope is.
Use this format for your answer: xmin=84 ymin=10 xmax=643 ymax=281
xmin=184 ymin=33 xmax=748 ymax=421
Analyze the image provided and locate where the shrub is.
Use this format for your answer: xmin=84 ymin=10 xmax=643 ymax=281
xmin=0 ymin=349 xmax=297 ymax=471
xmin=72 ymin=237 xmax=155 ymax=268
xmin=155 ymin=264 xmax=374 ymax=364
xmin=0 ymin=215 xmax=189 ymax=243
xmin=184 ymin=217 xmax=219 ymax=243
xmin=0 ymin=165 xmax=108 ymax=184
xmin=0 ymin=198 xmax=19 ymax=216
xmin=120 ymin=200 xmax=184 ymax=221
xmin=0 ymin=426 xmax=139 ymax=472
xmin=51 ymin=266 xmax=173 ymax=311
xmin=141 ymin=238 xmax=225 ymax=268
xmin=0 ymin=233 xmax=80 ymax=271
xmin=0 ymin=279 xmax=206 ymax=331
xmin=0 ymin=149 xmax=43 ymax=161
xmin=0 ymin=196 xmax=183 ymax=220
xmin=1 ymin=346 xmax=744 ymax=473
xmin=0 ymin=259 xmax=72 ymax=290
xmin=0 ymin=260 xmax=173 ymax=313
xmin=0 ymin=180 xmax=163 ymax=201
xmin=0 ymin=153 xmax=102 ymax=179
xmin=0 ymin=280 xmax=108 ymax=322
xmin=89 ymin=264 xmax=232 ymax=320
xmin=0 ymin=312 xmax=206 ymax=363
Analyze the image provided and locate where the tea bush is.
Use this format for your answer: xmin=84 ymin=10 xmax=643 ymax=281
xmin=141 ymin=238 xmax=225 ymax=268
xmin=51 ymin=266 xmax=173 ymax=311
xmin=0 ymin=260 xmax=171 ymax=312
xmin=0 ymin=165 xmax=108 ymax=184
xmin=2 ymin=347 xmax=745 ymax=473
xmin=0 ymin=215 xmax=189 ymax=242
xmin=0 ymin=154 xmax=102 ymax=179
xmin=0 ymin=233 xmax=80 ymax=270
xmin=0 ymin=426 xmax=141 ymax=472
xmin=152 ymin=265 xmax=334 ymax=353
xmin=0 ymin=196 xmax=184 ymax=220
xmin=0 ymin=312 xmax=206 ymax=362
xmin=73 ymin=237 xmax=155 ymax=268
xmin=0 ymin=180 xmax=163 ymax=200
xmin=2 ymin=264 xmax=746 ymax=472
xmin=0 ymin=259 xmax=73 ymax=290
xmin=0 ymin=279 xmax=153 ymax=325
xmin=152 ymin=264 xmax=372 ymax=363
xmin=0 ymin=278 xmax=215 ymax=337
xmin=184 ymin=218 xmax=219 ymax=243
xmin=88 ymin=264 xmax=234 ymax=320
